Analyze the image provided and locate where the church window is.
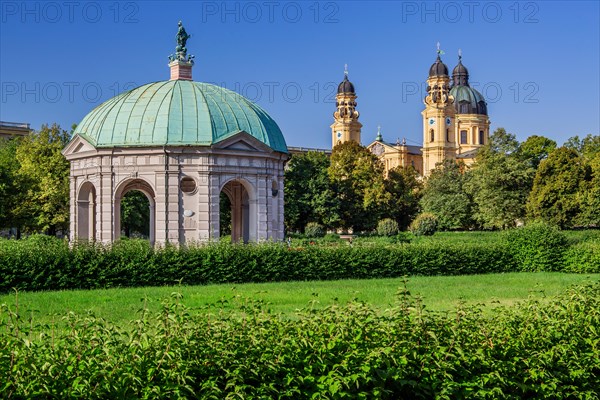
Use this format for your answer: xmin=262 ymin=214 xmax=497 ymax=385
xmin=446 ymin=129 xmax=450 ymax=142
xmin=479 ymin=130 xmax=484 ymax=145
xmin=430 ymin=129 xmax=434 ymax=142
xmin=460 ymin=130 xmax=468 ymax=144
xmin=460 ymin=103 xmax=469 ymax=113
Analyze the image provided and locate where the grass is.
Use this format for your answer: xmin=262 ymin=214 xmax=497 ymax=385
xmin=2 ymin=272 xmax=598 ymax=329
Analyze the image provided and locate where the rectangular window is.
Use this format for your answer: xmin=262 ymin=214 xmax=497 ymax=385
xmin=446 ymin=129 xmax=450 ymax=142
xmin=460 ymin=130 xmax=468 ymax=144
xmin=479 ymin=130 xmax=484 ymax=145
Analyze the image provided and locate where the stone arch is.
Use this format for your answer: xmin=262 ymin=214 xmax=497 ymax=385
xmin=76 ymin=181 xmax=97 ymax=241
xmin=114 ymin=178 xmax=156 ymax=245
xmin=219 ymin=178 xmax=256 ymax=243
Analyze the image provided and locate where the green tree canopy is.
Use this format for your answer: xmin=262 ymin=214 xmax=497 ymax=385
xmin=383 ymin=166 xmax=422 ymax=230
xmin=0 ymin=137 xmax=23 ymax=232
xmin=465 ymin=128 xmax=536 ymax=229
xmin=420 ymin=159 xmax=473 ymax=230
xmin=517 ymin=135 xmax=557 ymax=169
xmin=527 ymin=147 xmax=586 ymax=228
xmin=284 ymin=151 xmax=338 ymax=232
xmin=13 ymin=124 xmax=71 ymax=235
xmin=328 ymin=141 xmax=387 ymax=231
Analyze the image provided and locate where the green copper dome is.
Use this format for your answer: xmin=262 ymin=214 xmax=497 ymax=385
xmin=450 ymin=85 xmax=487 ymax=116
xmin=73 ymin=80 xmax=287 ymax=153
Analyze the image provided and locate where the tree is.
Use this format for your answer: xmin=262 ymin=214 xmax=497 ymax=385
xmin=527 ymin=147 xmax=585 ymax=228
xmin=465 ymin=128 xmax=536 ymax=229
xmin=383 ymin=166 xmax=422 ymax=230
xmin=564 ymin=134 xmax=600 ymax=159
xmin=284 ymin=151 xmax=338 ymax=232
xmin=13 ymin=124 xmax=71 ymax=235
xmin=576 ymin=152 xmax=600 ymax=227
xmin=420 ymin=159 xmax=473 ymax=230
xmin=517 ymin=135 xmax=557 ymax=169
xmin=328 ymin=141 xmax=388 ymax=231
xmin=0 ymin=137 xmax=24 ymax=233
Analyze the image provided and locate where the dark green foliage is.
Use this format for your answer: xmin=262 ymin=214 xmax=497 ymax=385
xmin=564 ymin=242 xmax=600 ymax=273
xmin=329 ymin=141 xmax=388 ymax=231
xmin=420 ymin=160 xmax=473 ymax=230
xmin=120 ymin=190 xmax=150 ymax=238
xmin=0 ymin=236 xmax=518 ymax=293
xmin=377 ymin=218 xmax=399 ymax=236
xmin=503 ymin=222 xmax=568 ymax=272
xmin=304 ymin=222 xmax=325 ymax=238
xmin=466 ymin=129 xmax=536 ymax=229
xmin=284 ymin=151 xmax=337 ymax=232
xmin=409 ymin=213 xmax=438 ymax=236
xmin=219 ymin=191 xmax=232 ymax=236
xmin=527 ymin=147 xmax=586 ymax=229
xmin=383 ymin=166 xmax=422 ymax=230
xmin=2 ymin=282 xmax=600 ymax=398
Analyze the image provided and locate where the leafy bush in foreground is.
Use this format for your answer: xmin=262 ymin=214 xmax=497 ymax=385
xmin=2 ymin=282 xmax=599 ymax=398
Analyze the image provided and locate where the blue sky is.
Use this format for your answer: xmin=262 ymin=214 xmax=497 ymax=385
xmin=1 ymin=1 xmax=598 ymax=149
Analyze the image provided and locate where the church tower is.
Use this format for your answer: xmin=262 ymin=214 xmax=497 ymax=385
xmin=421 ymin=45 xmax=456 ymax=175
xmin=331 ymin=66 xmax=362 ymax=148
xmin=449 ymin=51 xmax=490 ymax=158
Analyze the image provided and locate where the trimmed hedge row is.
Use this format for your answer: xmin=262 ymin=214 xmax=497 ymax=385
xmin=0 ymin=237 xmax=517 ymax=293
xmin=1 ymin=227 xmax=598 ymax=293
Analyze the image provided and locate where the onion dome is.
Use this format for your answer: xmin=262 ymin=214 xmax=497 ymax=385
xmin=429 ymin=54 xmax=449 ymax=77
xmin=452 ymin=55 xmax=469 ymax=86
xmin=337 ymin=74 xmax=355 ymax=94
xmin=73 ymin=81 xmax=288 ymax=153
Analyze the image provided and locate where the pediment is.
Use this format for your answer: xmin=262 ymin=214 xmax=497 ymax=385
xmin=62 ymin=135 xmax=97 ymax=159
xmin=213 ymin=131 xmax=274 ymax=153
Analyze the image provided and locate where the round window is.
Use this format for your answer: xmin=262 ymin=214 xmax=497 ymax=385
xmin=180 ymin=177 xmax=197 ymax=194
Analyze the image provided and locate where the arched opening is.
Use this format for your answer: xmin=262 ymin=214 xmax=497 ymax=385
xmin=76 ymin=181 xmax=96 ymax=241
xmin=120 ymin=191 xmax=150 ymax=239
xmin=114 ymin=179 xmax=155 ymax=245
xmin=220 ymin=179 xmax=254 ymax=243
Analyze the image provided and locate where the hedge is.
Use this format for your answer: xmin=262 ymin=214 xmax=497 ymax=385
xmin=0 ymin=237 xmax=518 ymax=293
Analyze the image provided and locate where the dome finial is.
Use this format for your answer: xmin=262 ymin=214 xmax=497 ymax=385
xmin=344 ymin=63 xmax=348 ymax=78
xmin=376 ymin=125 xmax=382 ymax=141
xmin=168 ymin=21 xmax=194 ymax=81
xmin=458 ymin=48 xmax=462 ymax=61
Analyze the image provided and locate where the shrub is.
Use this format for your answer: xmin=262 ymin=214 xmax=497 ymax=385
xmin=410 ymin=213 xmax=438 ymax=236
xmin=503 ymin=222 xmax=568 ymax=272
xmin=304 ymin=222 xmax=325 ymax=238
xmin=2 ymin=282 xmax=600 ymax=398
xmin=377 ymin=218 xmax=399 ymax=236
xmin=564 ymin=241 xmax=600 ymax=273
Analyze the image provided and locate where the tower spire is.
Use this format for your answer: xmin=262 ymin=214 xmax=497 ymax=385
xmin=376 ymin=125 xmax=382 ymax=141
xmin=344 ymin=63 xmax=348 ymax=77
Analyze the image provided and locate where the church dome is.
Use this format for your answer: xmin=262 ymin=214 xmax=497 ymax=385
xmin=73 ymin=80 xmax=288 ymax=153
xmin=450 ymin=85 xmax=488 ymax=115
xmin=429 ymin=55 xmax=449 ymax=77
xmin=337 ymin=75 xmax=355 ymax=94
xmin=452 ymin=58 xmax=469 ymax=86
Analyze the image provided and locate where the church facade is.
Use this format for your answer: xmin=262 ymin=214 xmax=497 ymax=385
xmin=331 ymin=50 xmax=490 ymax=176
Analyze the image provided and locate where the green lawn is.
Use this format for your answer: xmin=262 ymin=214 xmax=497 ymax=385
xmin=2 ymin=272 xmax=598 ymax=329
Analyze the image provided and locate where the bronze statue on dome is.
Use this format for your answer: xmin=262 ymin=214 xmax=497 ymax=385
xmin=169 ymin=21 xmax=194 ymax=64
